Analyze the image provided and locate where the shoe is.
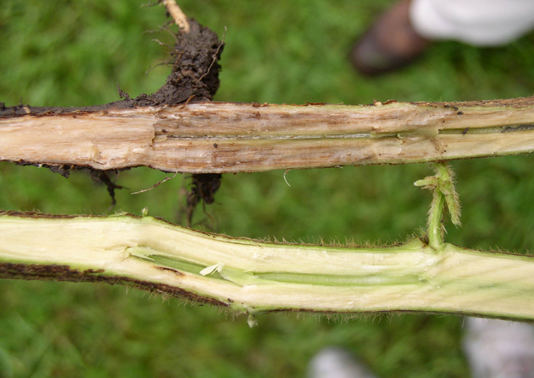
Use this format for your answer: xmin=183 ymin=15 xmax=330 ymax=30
xmin=307 ymin=347 xmax=377 ymax=378
xmin=350 ymin=0 xmax=429 ymax=76
xmin=463 ymin=317 xmax=534 ymax=378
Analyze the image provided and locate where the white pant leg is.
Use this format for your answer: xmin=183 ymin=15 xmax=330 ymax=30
xmin=410 ymin=0 xmax=534 ymax=45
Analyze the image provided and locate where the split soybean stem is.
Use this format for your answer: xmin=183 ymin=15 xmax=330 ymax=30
xmin=3 ymin=99 xmax=534 ymax=173
xmin=2 ymin=212 xmax=534 ymax=320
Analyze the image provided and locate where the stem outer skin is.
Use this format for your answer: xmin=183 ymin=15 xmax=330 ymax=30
xmin=1 ymin=212 xmax=534 ymax=321
xmin=429 ymin=185 xmax=445 ymax=250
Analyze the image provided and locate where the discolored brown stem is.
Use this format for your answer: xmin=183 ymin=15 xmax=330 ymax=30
xmin=2 ymin=98 xmax=534 ymax=173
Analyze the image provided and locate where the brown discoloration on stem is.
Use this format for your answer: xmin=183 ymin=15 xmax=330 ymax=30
xmin=156 ymin=266 xmax=185 ymax=275
xmin=1 ymin=98 xmax=534 ymax=173
xmin=420 ymin=96 xmax=534 ymax=108
xmin=0 ymin=262 xmax=226 ymax=306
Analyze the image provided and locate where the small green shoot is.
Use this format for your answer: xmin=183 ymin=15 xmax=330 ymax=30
xmin=415 ymin=162 xmax=461 ymax=249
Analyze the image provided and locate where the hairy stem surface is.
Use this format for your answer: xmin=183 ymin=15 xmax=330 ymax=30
xmin=1 ymin=212 xmax=534 ymax=321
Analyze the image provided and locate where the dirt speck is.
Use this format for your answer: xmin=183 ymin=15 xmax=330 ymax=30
xmin=187 ymin=173 xmax=222 ymax=226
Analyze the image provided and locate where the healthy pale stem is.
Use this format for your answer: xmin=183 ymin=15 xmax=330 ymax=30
xmin=1 ymin=212 xmax=533 ymax=321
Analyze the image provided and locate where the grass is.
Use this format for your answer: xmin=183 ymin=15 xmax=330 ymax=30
xmin=1 ymin=0 xmax=534 ymax=376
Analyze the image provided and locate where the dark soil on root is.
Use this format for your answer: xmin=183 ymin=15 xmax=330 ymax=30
xmin=135 ymin=19 xmax=224 ymax=106
xmin=0 ymin=19 xmax=223 ymax=117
